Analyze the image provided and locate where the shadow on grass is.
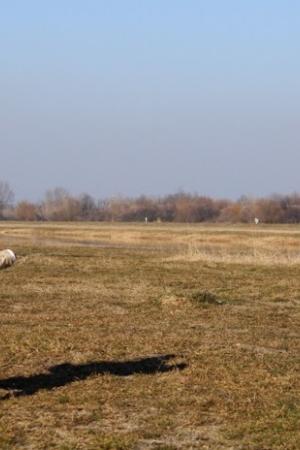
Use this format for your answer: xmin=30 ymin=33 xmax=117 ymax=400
xmin=0 ymin=354 xmax=187 ymax=400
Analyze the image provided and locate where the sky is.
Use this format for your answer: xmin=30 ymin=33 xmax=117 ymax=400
xmin=1 ymin=1 xmax=300 ymax=203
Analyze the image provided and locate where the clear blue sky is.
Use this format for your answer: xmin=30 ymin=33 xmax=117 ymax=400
xmin=1 ymin=0 xmax=300 ymax=202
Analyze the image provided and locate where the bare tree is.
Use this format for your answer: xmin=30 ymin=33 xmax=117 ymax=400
xmin=42 ymin=187 xmax=80 ymax=221
xmin=78 ymin=193 xmax=97 ymax=220
xmin=0 ymin=181 xmax=14 ymax=218
xmin=15 ymin=201 xmax=39 ymax=221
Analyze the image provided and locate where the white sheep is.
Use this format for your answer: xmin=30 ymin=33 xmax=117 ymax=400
xmin=0 ymin=249 xmax=17 ymax=270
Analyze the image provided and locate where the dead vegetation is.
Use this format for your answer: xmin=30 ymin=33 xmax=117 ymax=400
xmin=1 ymin=223 xmax=300 ymax=449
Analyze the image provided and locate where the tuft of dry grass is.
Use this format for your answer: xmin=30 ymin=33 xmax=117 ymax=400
xmin=1 ymin=223 xmax=300 ymax=448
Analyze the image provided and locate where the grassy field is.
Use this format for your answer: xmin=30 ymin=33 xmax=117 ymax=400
xmin=1 ymin=222 xmax=300 ymax=449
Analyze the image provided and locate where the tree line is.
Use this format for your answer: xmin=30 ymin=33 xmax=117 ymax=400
xmin=1 ymin=181 xmax=300 ymax=223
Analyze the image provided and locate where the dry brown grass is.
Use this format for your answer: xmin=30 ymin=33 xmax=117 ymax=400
xmin=1 ymin=222 xmax=300 ymax=449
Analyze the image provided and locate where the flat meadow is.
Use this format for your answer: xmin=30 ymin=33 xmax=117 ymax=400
xmin=1 ymin=222 xmax=300 ymax=449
